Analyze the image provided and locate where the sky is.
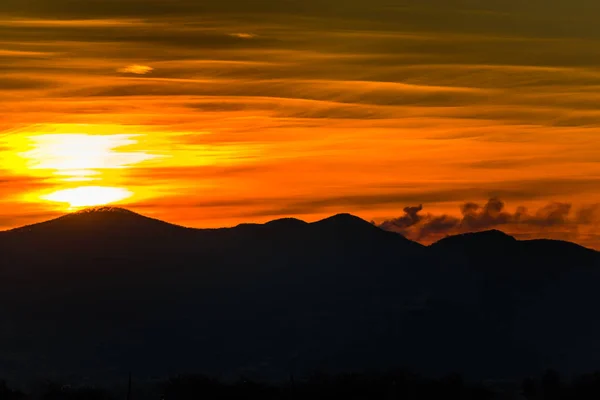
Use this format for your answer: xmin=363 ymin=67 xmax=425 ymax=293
xmin=1 ymin=0 xmax=599 ymax=248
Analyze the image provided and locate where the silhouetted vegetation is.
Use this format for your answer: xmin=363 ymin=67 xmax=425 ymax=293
xmin=27 ymin=382 xmax=114 ymax=400
xmin=520 ymin=370 xmax=600 ymax=400
xmin=0 ymin=380 xmax=26 ymax=400
xmin=6 ymin=369 xmax=600 ymax=399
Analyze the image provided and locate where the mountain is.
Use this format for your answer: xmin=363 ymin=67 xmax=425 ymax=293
xmin=0 ymin=208 xmax=598 ymax=384
xmin=10 ymin=206 xmax=185 ymax=235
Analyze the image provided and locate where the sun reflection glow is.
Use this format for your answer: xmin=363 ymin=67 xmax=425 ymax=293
xmin=43 ymin=186 xmax=133 ymax=208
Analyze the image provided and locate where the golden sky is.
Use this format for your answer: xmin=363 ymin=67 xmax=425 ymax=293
xmin=1 ymin=0 xmax=599 ymax=247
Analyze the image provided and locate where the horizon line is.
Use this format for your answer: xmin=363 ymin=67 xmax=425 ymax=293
xmin=3 ymin=205 xmax=597 ymax=252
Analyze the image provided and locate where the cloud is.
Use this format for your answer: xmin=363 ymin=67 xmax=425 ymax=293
xmin=378 ymin=198 xmax=600 ymax=243
xmin=117 ymin=64 xmax=154 ymax=75
xmin=229 ymin=33 xmax=256 ymax=39
xmin=576 ymin=204 xmax=600 ymax=225
xmin=0 ymin=75 xmax=54 ymax=90
xmin=380 ymin=205 xmax=423 ymax=231
xmin=0 ymin=18 xmax=149 ymax=28
xmin=0 ymin=174 xmax=54 ymax=198
xmin=0 ymin=49 xmax=55 ymax=58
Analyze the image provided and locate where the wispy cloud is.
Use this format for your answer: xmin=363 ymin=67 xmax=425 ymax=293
xmin=117 ymin=64 xmax=154 ymax=74
xmin=0 ymin=18 xmax=149 ymax=27
xmin=229 ymin=33 xmax=256 ymax=39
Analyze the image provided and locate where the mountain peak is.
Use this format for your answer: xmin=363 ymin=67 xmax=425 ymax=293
xmin=462 ymin=229 xmax=517 ymax=241
xmin=430 ymin=229 xmax=518 ymax=251
xmin=72 ymin=206 xmax=138 ymax=215
xmin=61 ymin=206 xmax=150 ymax=223
xmin=265 ymin=217 xmax=308 ymax=228
xmin=310 ymin=213 xmax=394 ymax=240
xmin=11 ymin=206 xmax=183 ymax=236
xmin=314 ymin=213 xmax=372 ymax=227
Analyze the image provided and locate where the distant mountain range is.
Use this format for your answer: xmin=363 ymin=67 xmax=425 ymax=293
xmin=0 ymin=207 xmax=599 ymax=384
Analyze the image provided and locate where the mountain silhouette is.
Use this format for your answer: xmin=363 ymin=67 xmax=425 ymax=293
xmin=0 ymin=208 xmax=598 ymax=384
xmin=8 ymin=206 xmax=186 ymax=238
xmin=431 ymin=229 xmax=518 ymax=250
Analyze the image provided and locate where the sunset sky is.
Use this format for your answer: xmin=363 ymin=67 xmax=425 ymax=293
xmin=1 ymin=0 xmax=599 ymax=247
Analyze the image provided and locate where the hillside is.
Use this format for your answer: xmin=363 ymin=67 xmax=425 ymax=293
xmin=0 ymin=208 xmax=598 ymax=384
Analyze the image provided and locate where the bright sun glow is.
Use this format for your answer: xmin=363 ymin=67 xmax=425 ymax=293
xmin=2 ymin=123 xmax=242 ymax=214
xmin=43 ymin=186 xmax=133 ymax=208
xmin=21 ymin=133 xmax=156 ymax=178
xmin=1 ymin=126 xmax=162 ymax=209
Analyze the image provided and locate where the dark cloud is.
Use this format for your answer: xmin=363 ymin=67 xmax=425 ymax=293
xmin=460 ymin=197 xmax=512 ymax=230
xmin=380 ymin=205 xmax=423 ymax=231
xmin=186 ymin=98 xmax=392 ymax=120
xmin=378 ymin=198 xmax=599 ymax=243
xmin=0 ymin=76 xmax=55 ymax=90
xmin=527 ymin=202 xmax=573 ymax=227
xmin=577 ymin=204 xmax=600 ymax=224
xmin=61 ymin=78 xmax=488 ymax=111
xmin=3 ymin=0 xmax=600 ymax=41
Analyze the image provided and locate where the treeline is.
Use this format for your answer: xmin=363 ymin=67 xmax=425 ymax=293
xmin=5 ymin=369 xmax=600 ymax=400
xmin=160 ymin=372 xmax=491 ymax=400
xmin=1 ymin=372 xmax=491 ymax=400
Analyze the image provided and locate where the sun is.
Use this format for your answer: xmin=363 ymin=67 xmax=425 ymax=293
xmin=43 ymin=186 xmax=133 ymax=209
xmin=2 ymin=125 xmax=161 ymax=210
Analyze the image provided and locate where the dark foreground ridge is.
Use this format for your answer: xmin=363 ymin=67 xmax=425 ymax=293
xmin=8 ymin=369 xmax=600 ymax=400
xmin=0 ymin=208 xmax=598 ymax=386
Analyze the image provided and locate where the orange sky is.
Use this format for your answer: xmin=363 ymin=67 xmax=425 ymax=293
xmin=1 ymin=0 xmax=599 ymax=248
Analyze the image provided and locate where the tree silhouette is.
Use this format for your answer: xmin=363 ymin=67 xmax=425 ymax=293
xmin=541 ymin=369 xmax=562 ymax=400
xmin=0 ymin=380 xmax=25 ymax=400
xmin=522 ymin=377 xmax=537 ymax=399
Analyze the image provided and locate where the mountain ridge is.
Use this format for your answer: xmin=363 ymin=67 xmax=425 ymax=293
xmin=0 ymin=206 xmax=599 ymax=383
xmin=2 ymin=207 xmax=596 ymax=253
